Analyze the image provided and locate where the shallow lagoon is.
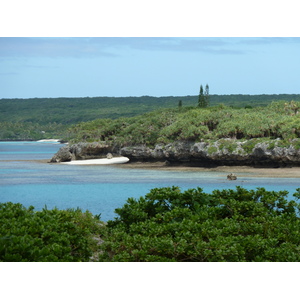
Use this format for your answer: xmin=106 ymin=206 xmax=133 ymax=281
xmin=1 ymin=141 xmax=300 ymax=221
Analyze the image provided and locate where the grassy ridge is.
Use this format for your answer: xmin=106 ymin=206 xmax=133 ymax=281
xmin=66 ymin=101 xmax=300 ymax=146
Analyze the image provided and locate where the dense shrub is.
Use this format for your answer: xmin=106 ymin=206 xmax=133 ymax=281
xmin=98 ymin=186 xmax=300 ymax=262
xmin=0 ymin=203 xmax=104 ymax=262
xmin=67 ymin=101 xmax=300 ymax=146
xmin=2 ymin=186 xmax=300 ymax=262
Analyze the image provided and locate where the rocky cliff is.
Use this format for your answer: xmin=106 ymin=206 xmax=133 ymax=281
xmin=50 ymin=142 xmax=116 ymax=163
xmin=50 ymin=139 xmax=300 ymax=167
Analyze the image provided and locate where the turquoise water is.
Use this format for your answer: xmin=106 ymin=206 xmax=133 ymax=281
xmin=1 ymin=141 xmax=300 ymax=221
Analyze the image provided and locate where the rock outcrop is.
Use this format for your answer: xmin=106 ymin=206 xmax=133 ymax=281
xmin=50 ymin=139 xmax=300 ymax=167
xmin=227 ymin=173 xmax=237 ymax=180
xmin=120 ymin=139 xmax=300 ymax=167
xmin=50 ymin=142 xmax=116 ymax=163
xmin=50 ymin=145 xmax=73 ymax=162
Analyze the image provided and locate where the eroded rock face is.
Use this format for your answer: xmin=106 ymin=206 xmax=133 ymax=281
xmin=50 ymin=145 xmax=72 ymax=163
xmin=69 ymin=142 xmax=114 ymax=160
xmin=50 ymin=139 xmax=300 ymax=167
xmin=120 ymin=140 xmax=300 ymax=167
xmin=50 ymin=142 xmax=115 ymax=162
xmin=120 ymin=146 xmax=153 ymax=161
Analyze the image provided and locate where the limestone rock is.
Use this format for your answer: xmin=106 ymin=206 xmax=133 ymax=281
xmin=69 ymin=142 xmax=113 ymax=160
xmin=50 ymin=142 xmax=115 ymax=162
xmin=120 ymin=146 xmax=153 ymax=161
xmin=106 ymin=153 xmax=113 ymax=159
xmin=49 ymin=145 xmax=72 ymax=163
xmin=50 ymin=139 xmax=300 ymax=167
xmin=227 ymin=173 xmax=237 ymax=180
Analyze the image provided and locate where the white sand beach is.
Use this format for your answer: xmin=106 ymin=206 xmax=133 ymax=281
xmin=37 ymin=139 xmax=61 ymax=143
xmin=60 ymin=157 xmax=129 ymax=165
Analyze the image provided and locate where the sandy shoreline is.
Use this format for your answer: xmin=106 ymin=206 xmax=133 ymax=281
xmin=60 ymin=157 xmax=130 ymax=165
xmin=23 ymin=159 xmax=300 ymax=178
xmin=114 ymin=161 xmax=300 ymax=178
xmin=36 ymin=139 xmax=60 ymax=142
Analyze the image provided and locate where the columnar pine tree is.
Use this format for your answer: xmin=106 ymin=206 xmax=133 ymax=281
xmin=198 ymin=85 xmax=205 ymax=107
xmin=198 ymin=84 xmax=209 ymax=108
xmin=178 ymin=100 xmax=182 ymax=109
xmin=204 ymin=84 xmax=210 ymax=107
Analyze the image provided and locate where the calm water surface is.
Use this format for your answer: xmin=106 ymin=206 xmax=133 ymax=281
xmin=1 ymin=141 xmax=300 ymax=221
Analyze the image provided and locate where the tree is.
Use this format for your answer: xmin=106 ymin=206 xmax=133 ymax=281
xmin=98 ymin=186 xmax=300 ymax=262
xmin=0 ymin=203 xmax=104 ymax=262
xmin=204 ymin=84 xmax=210 ymax=107
xmin=178 ymin=100 xmax=182 ymax=109
xmin=198 ymin=84 xmax=209 ymax=108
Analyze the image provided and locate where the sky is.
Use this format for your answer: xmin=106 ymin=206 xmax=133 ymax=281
xmin=1 ymin=37 xmax=300 ymax=99
xmin=0 ymin=1 xmax=299 ymax=100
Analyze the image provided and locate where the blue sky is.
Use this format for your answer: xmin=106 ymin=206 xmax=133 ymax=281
xmin=1 ymin=37 xmax=300 ymax=99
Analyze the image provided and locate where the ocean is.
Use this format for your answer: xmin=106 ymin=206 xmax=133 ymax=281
xmin=1 ymin=141 xmax=300 ymax=222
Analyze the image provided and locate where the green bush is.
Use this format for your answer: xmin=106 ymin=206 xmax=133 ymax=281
xmin=2 ymin=186 xmax=300 ymax=262
xmin=0 ymin=203 xmax=104 ymax=262
xmin=98 ymin=186 xmax=300 ymax=262
xmin=65 ymin=101 xmax=300 ymax=147
xmin=218 ymin=139 xmax=238 ymax=152
xmin=241 ymin=138 xmax=264 ymax=154
xmin=207 ymin=145 xmax=218 ymax=155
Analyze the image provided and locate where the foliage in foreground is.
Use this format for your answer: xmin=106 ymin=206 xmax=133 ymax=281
xmin=0 ymin=203 xmax=103 ymax=262
xmin=98 ymin=186 xmax=300 ymax=262
xmin=2 ymin=186 xmax=300 ymax=262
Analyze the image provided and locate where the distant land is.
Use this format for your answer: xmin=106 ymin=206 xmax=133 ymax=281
xmin=1 ymin=94 xmax=300 ymax=141
xmin=1 ymin=94 xmax=300 ymax=125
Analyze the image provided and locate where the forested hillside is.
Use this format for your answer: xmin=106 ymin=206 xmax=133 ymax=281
xmin=1 ymin=94 xmax=300 ymax=124
xmin=1 ymin=94 xmax=300 ymax=141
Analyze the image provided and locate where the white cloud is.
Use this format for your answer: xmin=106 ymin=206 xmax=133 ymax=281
xmin=0 ymin=37 xmax=250 ymax=59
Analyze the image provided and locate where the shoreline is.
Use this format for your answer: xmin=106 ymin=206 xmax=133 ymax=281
xmin=114 ymin=161 xmax=300 ymax=178
xmin=36 ymin=139 xmax=63 ymax=143
xmin=23 ymin=159 xmax=300 ymax=178
xmin=60 ymin=157 xmax=130 ymax=165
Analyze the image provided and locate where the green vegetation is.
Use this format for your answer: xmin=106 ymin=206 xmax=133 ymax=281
xmin=99 ymin=186 xmax=300 ymax=262
xmin=0 ymin=122 xmax=68 ymax=141
xmin=3 ymin=94 xmax=300 ymax=262
xmin=0 ymin=203 xmax=103 ymax=262
xmin=66 ymin=101 xmax=300 ymax=146
xmin=218 ymin=138 xmax=238 ymax=152
xmin=0 ymin=95 xmax=288 ymax=124
xmin=207 ymin=145 xmax=218 ymax=155
xmin=198 ymin=84 xmax=210 ymax=108
xmin=1 ymin=94 xmax=300 ymax=141
xmin=2 ymin=186 xmax=300 ymax=262
xmin=2 ymin=94 xmax=300 ymax=124
xmin=241 ymin=138 xmax=265 ymax=154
